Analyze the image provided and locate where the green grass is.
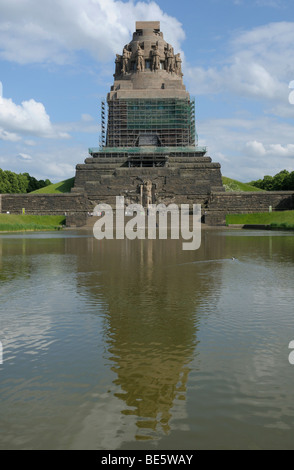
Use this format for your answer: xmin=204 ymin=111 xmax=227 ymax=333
xmin=222 ymin=177 xmax=264 ymax=192
xmin=0 ymin=214 xmax=66 ymax=232
xmin=226 ymin=211 xmax=294 ymax=229
xmin=31 ymin=177 xmax=75 ymax=194
xmin=30 ymin=176 xmax=260 ymax=194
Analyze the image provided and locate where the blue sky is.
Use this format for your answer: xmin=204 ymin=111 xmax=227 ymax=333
xmin=0 ymin=0 xmax=294 ymax=182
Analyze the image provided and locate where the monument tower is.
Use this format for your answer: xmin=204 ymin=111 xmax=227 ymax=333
xmin=73 ymin=21 xmax=224 ymax=208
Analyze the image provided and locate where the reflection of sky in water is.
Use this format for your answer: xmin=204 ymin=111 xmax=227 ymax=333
xmin=0 ymin=230 xmax=294 ymax=450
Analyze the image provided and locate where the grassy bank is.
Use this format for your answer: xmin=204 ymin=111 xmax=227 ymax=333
xmin=31 ymin=177 xmax=75 ymax=194
xmin=222 ymin=177 xmax=264 ymax=192
xmin=30 ymin=176 xmax=262 ymax=195
xmin=226 ymin=211 xmax=294 ymax=229
xmin=0 ymin=214 xmax=66 ymax=232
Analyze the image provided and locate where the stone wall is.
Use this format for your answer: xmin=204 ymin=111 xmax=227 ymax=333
xmin=1 ymin=190 xmax=293 ymax=227
xmin=0 ymin=193 xmax=91 ymax=216
xmin=206 ymin=191 xmax=294 ymax=225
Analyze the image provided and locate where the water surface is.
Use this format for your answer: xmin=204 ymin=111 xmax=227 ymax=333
xmin=0 ymin=228 xmax=294 ymax=450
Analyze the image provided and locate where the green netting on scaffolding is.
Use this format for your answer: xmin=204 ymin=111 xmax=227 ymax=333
xmin=126 ymin=98 xmax=195 ymax=130
xmin=106 ymin=97 xmax=197 ymax=148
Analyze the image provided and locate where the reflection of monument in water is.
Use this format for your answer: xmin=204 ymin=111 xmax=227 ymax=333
xmin=73 ymin=21 xmax=224 ymax=209
xmin=72 ymin=234 xmax=226 ymax=444
xmin=108 ymin=243 xmax=196 ymax=439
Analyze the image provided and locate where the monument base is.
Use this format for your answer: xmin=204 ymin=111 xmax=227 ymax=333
xmin=72 ymin=147 xmax=225 ymax=209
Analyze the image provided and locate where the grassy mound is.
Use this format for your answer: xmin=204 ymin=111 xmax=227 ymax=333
xmin=30 ymin=176 xmax=261 ymax=194
xmin=0 ymin=214 xmax=66 ymax=232
xmin=222 ymin=177 xmax=264 ymax=192
xmin=31 ymin=177 xmax=75 ymax=194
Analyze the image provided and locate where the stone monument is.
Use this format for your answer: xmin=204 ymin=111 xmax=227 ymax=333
xmin=73 ymin=21 xmax=224 ymax=209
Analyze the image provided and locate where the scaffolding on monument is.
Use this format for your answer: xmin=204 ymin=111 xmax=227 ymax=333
xmin=104 ymin=97 xmax=197 ymax=149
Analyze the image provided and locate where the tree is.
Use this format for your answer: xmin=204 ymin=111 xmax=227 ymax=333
xmin=23 ymin=174 xmax=52 ymax=192
xmin=272 ymin=170 xmax=289 ymax=191
xmin=0 ymin=169 xmax=52 ymax=194
xmin=0 ymin=169 xmax=9 ymax=193
xmin=250 ymin=170 xmax=294 ymax=191
xmin=284 ymin=172 xmax=294 ymax=190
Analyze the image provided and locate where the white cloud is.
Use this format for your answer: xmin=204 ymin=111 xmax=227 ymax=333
xmin=18 ymin=152 xmax=33 ymax=161
xmin=0 ymin=142 xmax=82 ymax=182
xmin=45 ymin=162 xmax=76 ymax=180
xmin=184 ymin=21 xmax=294 ymax=180
xmin=198 ymin=114 xmax=294 ymax=181
xmin=246 ymin=140 xmax=267 ymax=157
xmin=0 ymin=128 xmax=21 ymax=142
xmin=0 ymin=81 xmax=70 ymax=140
xmin=0 ymin=0 xmax=185 ymax=65
xmin=28 ymin=145 xmax=83 ymax=181
xmin=24 ymin=139 xmax=37 ymax=146
xmin=81 ymin=113 xmax=94 ymax=122
xmin=186 ymin=22 xmax=294 ymax=106
xmin=246 ymin=141 xmax=294 ymax=158
xmin=265 ymin=143 xmax=294 ymax=158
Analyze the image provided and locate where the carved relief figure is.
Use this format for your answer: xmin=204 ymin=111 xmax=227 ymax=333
xmin=122 ymin=47 xmax=131 ymax=74
xmin=136 ymin=44 xmax=144 ymax=72
xmin=143 ymin=180 xmax=153 ymax=207
xmin=165 ymin=44 xmax=175 ymax=73
xmin=115 ymin=54 xmax=123 ymax=76
xmin=151 ymin=43 xmax=160 ymax=71
xmin=175 ymin=53 xmax=183 ymax=76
